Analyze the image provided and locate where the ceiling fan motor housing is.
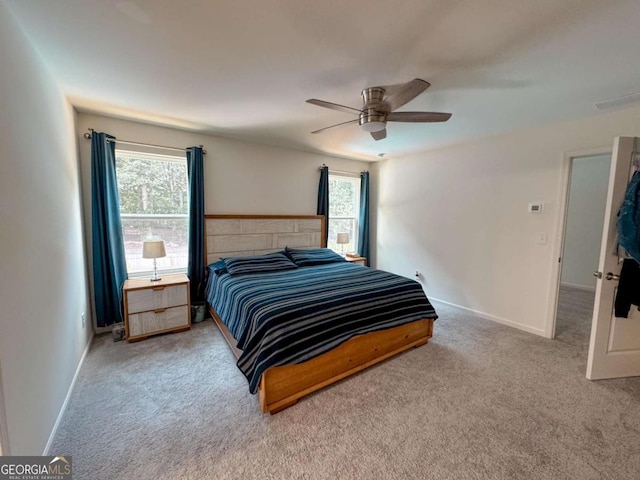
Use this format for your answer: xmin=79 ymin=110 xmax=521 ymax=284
xmin=359 ymin=109 xmax=386 ymax=132
xmin=360 ymin=88 xmax=387 ymax=132
xmin=361 ymin=87 xmax=385 ymax=106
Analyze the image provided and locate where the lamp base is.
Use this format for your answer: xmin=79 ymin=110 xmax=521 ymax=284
xmin=150 ymin=259 xmax=161 ymax=282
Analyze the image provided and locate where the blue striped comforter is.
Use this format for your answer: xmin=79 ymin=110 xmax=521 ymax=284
xmin=206 ymin=262 xmax=437 ymax=393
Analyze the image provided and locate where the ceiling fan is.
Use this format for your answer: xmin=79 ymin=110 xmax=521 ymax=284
xmin=306 ymin=78 xmax=451 ymax=141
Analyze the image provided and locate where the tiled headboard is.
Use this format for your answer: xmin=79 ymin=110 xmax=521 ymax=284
xmin=205 ymin=214 xmax=326 ymax=265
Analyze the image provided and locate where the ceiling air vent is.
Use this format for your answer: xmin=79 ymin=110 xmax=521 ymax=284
xmin=595 ymin=92 xmax=640 ymax=111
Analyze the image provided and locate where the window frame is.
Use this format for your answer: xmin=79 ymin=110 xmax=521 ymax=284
xmin=115 ymin=149 xmax=189 ymax=278
xmin=328 ymin=173 xmax=361 ymax=254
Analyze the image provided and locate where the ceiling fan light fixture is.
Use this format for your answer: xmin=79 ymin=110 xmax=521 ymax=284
xmin=359 ymin=110 xmax=386 ymax=132
xmin=360 ymin=121 xmax=386 ymax=133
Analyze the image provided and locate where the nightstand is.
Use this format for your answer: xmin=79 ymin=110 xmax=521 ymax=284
xmin=345 ymin=255 xmax=367 ymax=266
xmin=123 ymin=273 xmax=191 ymax=342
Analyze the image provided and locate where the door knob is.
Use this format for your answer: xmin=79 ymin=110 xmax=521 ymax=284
xmin=605 ymin=272 xmax=620 ymax=281
xmin=593 ymin=271 xmax=602 ymax=279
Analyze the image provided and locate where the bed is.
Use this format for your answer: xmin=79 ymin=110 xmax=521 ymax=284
xmin=205 ymin=214 xmax=437 ymax=413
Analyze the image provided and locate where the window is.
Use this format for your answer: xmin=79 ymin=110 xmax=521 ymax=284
xmin=115 ymin=150 xmax=189 ymax=276
xmin=328 ymin=175 xmax=360 ymax=254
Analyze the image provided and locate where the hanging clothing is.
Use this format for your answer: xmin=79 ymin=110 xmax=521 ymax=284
xmin=614 ymin=259 xmax=640 ymax=318
xmin=616 ymin=171 xmax=640 ymax=264
xmin=613 ymin=170 xmax=640 ymax=318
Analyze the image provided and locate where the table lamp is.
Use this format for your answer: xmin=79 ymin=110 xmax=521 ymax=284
xmin=336 ymin=232 xmax=349 ymax=255
xmin=143 ymin=239 xmax=166 ymax=282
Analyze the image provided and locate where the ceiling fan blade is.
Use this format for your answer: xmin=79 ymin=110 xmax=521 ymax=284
xmin=379 ymin=78 xmax=430 ymax=112
xmin=386 ymin=112 xmax=451 ymax=123
xmin=311 ymin=119 xmax=359 ymax=134
xmin=306 ymin=99 xmax=361 ymax=115
xmin=370 ymin=129 xmax=387 ymax=141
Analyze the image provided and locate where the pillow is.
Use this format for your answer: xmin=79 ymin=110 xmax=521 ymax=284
xmin=223 ymin=251 xmax=298 ymax=276
xmin=285 ymin=247 xmax=347 ymax=266
xmin=208 ymin=259 xmax=228 ymax=276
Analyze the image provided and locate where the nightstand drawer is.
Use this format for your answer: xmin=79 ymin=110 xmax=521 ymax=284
xmin=128 ymin=305 xmax=190 ymax=337
xmin=126 ymin=284 xmax=188 ymax=314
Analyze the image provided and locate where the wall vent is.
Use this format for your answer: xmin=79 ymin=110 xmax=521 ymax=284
xmin=595 ymin=92 xmax=640 ymax=111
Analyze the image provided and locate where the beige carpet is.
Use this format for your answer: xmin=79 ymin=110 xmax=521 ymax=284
xmin=555 ymin=285 xmax=595 ymax=348
xmin=51 ymin=301 xmax=640 ymax=480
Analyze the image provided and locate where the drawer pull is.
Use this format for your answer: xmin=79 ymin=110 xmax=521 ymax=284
xmin=152 ymin=286 xmax=166 ymax=291
xmin=154 ymin=308 xmax=167 ymax=314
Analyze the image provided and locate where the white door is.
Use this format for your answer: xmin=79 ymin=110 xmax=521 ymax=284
xmin=587 ymin=136 xmax=640 ymax=379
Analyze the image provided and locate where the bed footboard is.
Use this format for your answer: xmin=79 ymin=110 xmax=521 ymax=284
xmin=259 ymin=319 xmax=433 ymax=413
xmin=209 ymin=305 xmax=433 ymax=414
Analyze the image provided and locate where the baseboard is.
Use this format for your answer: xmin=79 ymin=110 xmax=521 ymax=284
xmin=560 ymin=282 xmax=596 ymax=292
xmin=430 ymin=297 xmax=546 ymax=337
xmin=43 ymin=334 xmax=94 ymax=455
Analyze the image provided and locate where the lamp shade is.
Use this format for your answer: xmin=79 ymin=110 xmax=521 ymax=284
xmin=142 ymin=239 xmax=166 ymax=259
xmin=336 ymin=233 xmax=350 ymax=245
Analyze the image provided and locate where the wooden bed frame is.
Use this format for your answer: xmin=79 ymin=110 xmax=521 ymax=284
xmin=204 ymin=214 xmax=434 ymax=414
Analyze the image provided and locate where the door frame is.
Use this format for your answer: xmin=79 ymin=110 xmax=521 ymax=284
xmin=545 ymin=145 xmax=613 ymax=339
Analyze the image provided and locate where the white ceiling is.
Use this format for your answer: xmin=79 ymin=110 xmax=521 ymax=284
xmin=5 ymin=0 xmax=640 ymax=161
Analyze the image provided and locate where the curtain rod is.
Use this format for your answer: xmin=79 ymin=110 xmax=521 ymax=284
xmin=319 ymin=164 xmax=367 ymax=175
xmin=83 ymin=129 xmax=207 ymax=155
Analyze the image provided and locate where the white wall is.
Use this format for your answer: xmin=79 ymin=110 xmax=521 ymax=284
xmin=561 ymin=155 xmax=611 ymax=290
xmin=0 ymin=3 xmax=92 ymax=454
xmin=75 ymin=113 xmax=370 ymax=329
xmin=375 ymin=106 xmax=640 ymax=337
